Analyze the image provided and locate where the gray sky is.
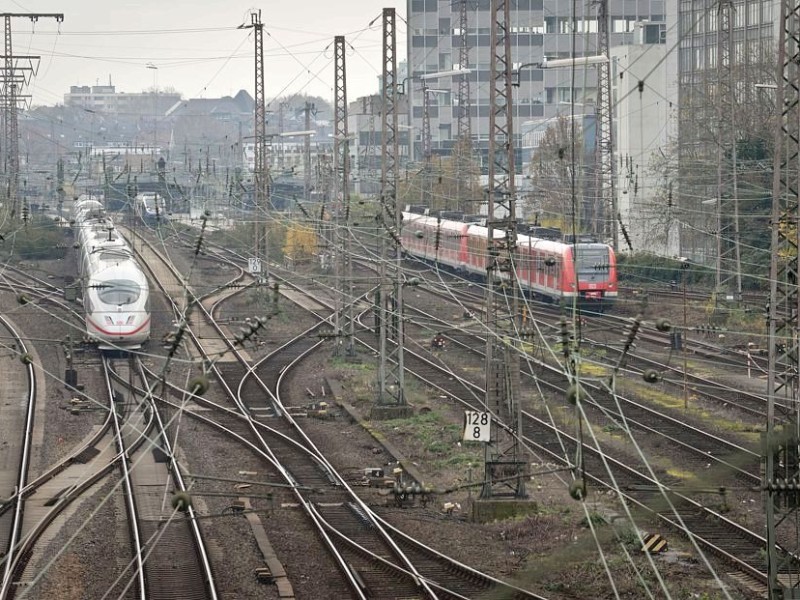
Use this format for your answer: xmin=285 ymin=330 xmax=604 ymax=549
xmin=9 ymin=1 xmax=407 ymax=110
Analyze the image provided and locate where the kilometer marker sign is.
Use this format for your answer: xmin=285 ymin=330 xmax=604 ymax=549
xmin=463 ymin=410 xmax=490 ymax=442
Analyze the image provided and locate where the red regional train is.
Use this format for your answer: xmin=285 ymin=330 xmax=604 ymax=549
xmin=401 ymin=210 xmax=618 ymax=307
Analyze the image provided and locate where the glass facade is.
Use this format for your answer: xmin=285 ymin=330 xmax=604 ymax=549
xmin=407 ymin=0 xmax=666 ymax=168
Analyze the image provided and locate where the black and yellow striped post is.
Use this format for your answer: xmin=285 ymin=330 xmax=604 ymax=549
xmin=641 ymin=533 xmax=668 ymax=554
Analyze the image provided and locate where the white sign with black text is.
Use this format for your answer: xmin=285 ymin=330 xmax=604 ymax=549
xmin=463 ymin=411 xmax=491 ymax=442
xmin=248 ymin=257 xmax=262 ymax=275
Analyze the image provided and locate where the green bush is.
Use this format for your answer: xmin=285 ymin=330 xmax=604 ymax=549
xmin=0 ymin=217 xmax=67 ymax=260
xmin=616 ymin=252 xmax=714 ymax=288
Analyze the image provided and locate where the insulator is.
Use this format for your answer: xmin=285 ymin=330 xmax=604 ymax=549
xmin=171 ymin=491 xmax=192 ymax=512
xmin=642 ymin=369 xmax=660 ymax=383
xmin=569 ymin=478 xmax=586 ymax=500
xmin=188 ymin=375 xmax=210 ymax=396
xmin=655 ymin=318 xmax=671 ymax=332
xmin=566 ymin=383 xmax=582 ymax=405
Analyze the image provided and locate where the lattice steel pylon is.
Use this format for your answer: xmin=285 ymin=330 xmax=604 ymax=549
xmin=714 ymin=0 xmax=742 ymax=303
xmin=592 ymin=0 xmax=618 ymax=250
xmin=242 ymin=10 xmax=269 ymax=283
xmin=481 ymin=0 xmax=526 ymax=500
xmin=456 ymin=0 xmax=472 ymax=146
xmin=333 ymin=36 xmax=355 ymax=357
xmin=376 ymin=7 xmax=406 ymax=408
xmin=454 ymin=0 xmax=473 ymax=212
xmin=1 ymin=12 xmax=62 ymax=220
xmin=765 ymin=2 xmax=800 ymax=597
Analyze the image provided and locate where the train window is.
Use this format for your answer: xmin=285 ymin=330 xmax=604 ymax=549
xmin=98 ymin=279 xmax=142 ymax=305
xmin=536 ymin=254 xmax=557 ymax=271
xmin=575 ymin=246 xmax=610 ymax=281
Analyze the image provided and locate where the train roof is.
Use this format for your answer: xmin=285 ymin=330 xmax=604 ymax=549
xmin=73 ymin=199 xmax=103 ymax=213
xmin=72 ymin=200 xmax=106 ymax=224
xmin=516 ymin=234 xmax=575 ymax=253
xmin=402 ymin=211 xmax=614 ymax=254
xmin=81 ymin=226 xmax=127 ymax=246
xmin=403 ymin=212 xmax=470 ymax=233
xmin=464 ymin=223 xmax=515 ymax=240
xmin=88 ymin=259 xmax=148 ymax=285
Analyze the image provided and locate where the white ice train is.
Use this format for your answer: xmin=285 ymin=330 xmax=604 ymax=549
xmin=134 ymin=193 xmax=167 ymax=224
xmin=72 ymin=200 xmax=151 ymax=349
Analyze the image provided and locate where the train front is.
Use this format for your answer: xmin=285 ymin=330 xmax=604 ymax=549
xmin=572 ymin=243 xmax=618 ymax=307
xmin=85 ymin=267 xmax=151 ymax=349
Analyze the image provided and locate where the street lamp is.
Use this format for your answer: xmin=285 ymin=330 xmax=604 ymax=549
xmin=400 ymin=68 xmax=471 ymax=165
xmin=513 ymin=56 xmax=608 ymax=86
xmin=400 ymin=68 xmax=470 ymax=207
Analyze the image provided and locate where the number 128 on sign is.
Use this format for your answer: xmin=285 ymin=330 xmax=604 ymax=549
xmin=463 ymin=411 xmax=491 ymax=442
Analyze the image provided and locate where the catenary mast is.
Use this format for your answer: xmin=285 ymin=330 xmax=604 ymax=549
xmin=481 ymin=0 xmax=526 ymax=499
xmin=765 ymin=1 xmax=800 ymax=597
xmin=375 ymin=7 xmax=407 ymax=413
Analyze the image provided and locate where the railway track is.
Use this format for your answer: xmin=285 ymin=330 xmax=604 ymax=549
xmin=0 ymin=315 xmax=37 ymax=598
xmin=127 ymin=224 xmax=544 ymax=598
xmin=105 ymin=357 xmax=217 ymax=599
xmin=336 ymin=300 xmax=775 ymax=594
xmin=135 ymin=222 xmax=784 ymax=596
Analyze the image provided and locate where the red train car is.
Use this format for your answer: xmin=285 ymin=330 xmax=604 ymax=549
xmin=401 ymin=211 xmax=617 ymax=307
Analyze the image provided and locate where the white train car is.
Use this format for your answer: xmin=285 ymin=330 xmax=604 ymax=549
xmin=83 ymin=249 xmax=151 ymax=349
xmin=134 ymin=193 xmax=167 ymax=223
xmin=401 ymin=210 xmax=618 ymax=307
xmin=73 ymin=202 xmax=151 ymax=349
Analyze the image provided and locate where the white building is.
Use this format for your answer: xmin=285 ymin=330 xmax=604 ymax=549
xmin=612 ymin=38 xmax=679 ymax=256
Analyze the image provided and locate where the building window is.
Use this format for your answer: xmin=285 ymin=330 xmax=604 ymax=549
xmin=694 ymin=47 xmax=704 ymax=70
xmin=762 ymin=2 xmax=774 ymax=23
xmin=612 ymin=19 xmax=635 ymax=33
xmin=748 ymin=2 xmax=759 ymax=26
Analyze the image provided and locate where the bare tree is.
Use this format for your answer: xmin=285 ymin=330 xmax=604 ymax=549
xmin=526 ymin=115 xmax=584 ymax=232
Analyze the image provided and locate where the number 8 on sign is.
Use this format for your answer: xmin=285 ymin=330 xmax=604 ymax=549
xmin=463 ymin=411 xmax=490 ymax=442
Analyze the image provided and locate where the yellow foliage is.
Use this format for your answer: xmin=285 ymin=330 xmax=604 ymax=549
xmin=778 ymin=220 xmax=799 ymax=258
xmin=537 ymin=216 xmax=565 ymax=230
xmin=283 ymin=224 xmax=317 ymax=260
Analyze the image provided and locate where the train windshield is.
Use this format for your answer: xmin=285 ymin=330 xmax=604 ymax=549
xmin=97 ymin=279 xmax=143 ymax=305
xmin=574 ymin=245 xmax=612 ymax=282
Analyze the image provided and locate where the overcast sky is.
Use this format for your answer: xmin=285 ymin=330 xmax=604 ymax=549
xmin=9 ymin=1 xmax=407 ymax=111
